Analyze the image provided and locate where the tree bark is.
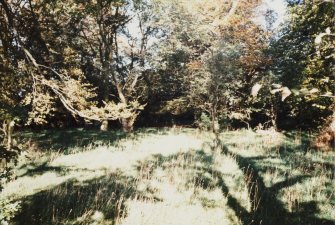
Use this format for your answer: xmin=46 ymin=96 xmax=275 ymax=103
xmin=330 ymin=115 xmax=335 ymax=134
xmin=120 ymin=117 xmax=135 ymax=133
xmin=211 ymin=106 xmax=219 ymax=133
xmin=2 ymin=120 xmax=15 ymax=150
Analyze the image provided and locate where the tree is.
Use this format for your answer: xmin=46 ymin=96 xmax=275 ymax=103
xmin=270 ymin=0 xmax=335 ymax=129
xmin=0 ymin=0 xmax=157 ymax=132
xmin=151 ymin=0 xmax=270 ymax=131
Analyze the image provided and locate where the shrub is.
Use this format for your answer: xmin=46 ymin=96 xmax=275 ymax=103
xmin=0 ymin=199 xmax=21 ymax=225
xmin=196 ymin=113 xmax=212 ymax=131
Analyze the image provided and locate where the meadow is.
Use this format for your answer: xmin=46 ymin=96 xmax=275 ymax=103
xmin=1 ymin=128 xmax=334 ymax=225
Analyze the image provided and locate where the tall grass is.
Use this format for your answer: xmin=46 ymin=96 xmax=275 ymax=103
xmin=1 ymin=128 xmax=333 ymax=225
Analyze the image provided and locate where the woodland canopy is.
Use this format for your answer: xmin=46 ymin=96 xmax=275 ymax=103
xmin=0 ymin=0 xmax=334 ymax=133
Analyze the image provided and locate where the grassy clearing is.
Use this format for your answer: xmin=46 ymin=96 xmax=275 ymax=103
xmin=1 ymin=128 xmax=334 ymax=225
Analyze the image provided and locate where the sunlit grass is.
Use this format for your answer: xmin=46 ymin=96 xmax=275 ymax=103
xmin=1 ymin=128 xmax=334 ymax=225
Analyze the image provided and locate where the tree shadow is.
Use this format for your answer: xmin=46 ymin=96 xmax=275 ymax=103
xmin=14 ymin=128 xmax=184 ymax=154
xmin=12 ymin=170 xmax=158 ymax=225
xmin=16 ymin=161 xmax=70 ymax=178
xmin=220 ymin=141 xmax=334 ymax=225
xmin=281 ymin=131 xmax=317 ymax=154
xmin=134 ymin=138 xmax=334 ymax=225
xmin=10 ymin=132 xmax=334 ymax=225
xmin=15 ymin=129 xmax=129 ymax=154
xmin=133 ymin=149 xmax=254 ymax=223
xmin=269 ymin=134 xmax=334 ymax=181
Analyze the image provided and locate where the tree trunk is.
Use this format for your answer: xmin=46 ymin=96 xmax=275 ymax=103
xmin=211 ymin=107 xmax=219 ymax=133
xmin=2 ymin=120 xmax=15 ymax=150
xmin=330 ymin=115 xmax=335 ymax=134
xmin=100 ymin=120 xmax=108 ymax=131
xmin=270 ymin=102 xmax=278 ymax=130
xmin=120 ymin=117 xmax=135 ymax=133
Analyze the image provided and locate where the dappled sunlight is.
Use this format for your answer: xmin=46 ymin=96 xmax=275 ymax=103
xmin=2 ymin=169 xmax=107 ymax=200
xmin=12 ymin=172 xmax=138 ymax=225
xmin=121 ymin=200 xmax=239 ymax=225
xmin=279 ymin=176 xmax=334 ymax=218
xmin=1 ymin=129 xmax=334 ymax=224
xmin=216 ymin=154 xmax=241 ymax=175
xmin=221 ymin=129 xmax=285 ymax=152
xmin=2 ymin=131 xmax=204 ymax=199
xmin=50 ymin=132 xmax=203 ymax=175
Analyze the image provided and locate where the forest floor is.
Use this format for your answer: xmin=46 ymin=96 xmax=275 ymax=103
xmin=1 ymin=128 xmax=334 ymax=225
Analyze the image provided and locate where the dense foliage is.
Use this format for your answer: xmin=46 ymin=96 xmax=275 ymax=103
xmin=0 ymin=0 xmax=334 ymax=132
xmin=271 ymin=0 xmax=335 ymax=129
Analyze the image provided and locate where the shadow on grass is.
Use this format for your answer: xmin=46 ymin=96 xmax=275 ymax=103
xmin=132 ymin=140 xmax=334 ymax=225
xmin=11 ymin=131 xmax=334 ymax=225
xmin=14 ymin=128 xmax=186 ymax=154
xmin=16 ymin=161 xmax=70 ymax=178
xmin=13 ymin=170 xmax=160 ymax=225
xmin=220 ymin=138 xmax=334 ymax=225
xmin=15 ymin=129 xmax=128 ymax=153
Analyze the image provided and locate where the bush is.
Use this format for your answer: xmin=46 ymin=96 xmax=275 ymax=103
xmin=0 ymin=141 xmax=21 ymax=225
xmin=0 ymin=145 xmax=19 ymax=192
xmin=196 ymin=113 xmax=212 ymax=131
xmin=313 ymin=116 xmax=335 ymax=151
xmin=0 ymin=199 xmax=21 ymax=225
